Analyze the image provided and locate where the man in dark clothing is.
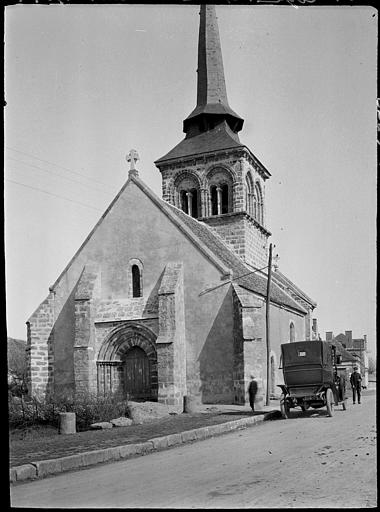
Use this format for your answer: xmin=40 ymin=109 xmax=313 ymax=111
xmin=248 ymin=374 xmax=258 ymax=412
xmin=350 ymin=367 xmax=362 ymax=404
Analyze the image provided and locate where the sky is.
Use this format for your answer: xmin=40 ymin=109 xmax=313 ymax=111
xmin=5 ymin=4 xmax=377 ymax=357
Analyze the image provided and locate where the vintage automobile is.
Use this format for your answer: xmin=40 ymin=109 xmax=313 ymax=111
xmin=278 ymin=340 xmax=347 ymax=418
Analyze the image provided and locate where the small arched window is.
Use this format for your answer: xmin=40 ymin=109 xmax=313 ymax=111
xmin=254 ymin=183 xmax=263 ymax=225
xmin=132 ymin=265 xmax=142 ymax=297
xmin=209 ymin=183 xmax=230 ymax=215
xmin=290 ymin=322 xmax=295 ymax=342
xmin=210 ymin=185 xmax=218 ymax=215
xmin=180 ymin=190 xmax=188 ymax=214
xmin=221 ymin=184 xmax=229 ymax=214
xmin=175 ymin=175 xmax=200 ymax=218
xmin=190 ymin=188 xmax=199 ymax=218
xmin=245 ymin=172 xmax=254 ymax=216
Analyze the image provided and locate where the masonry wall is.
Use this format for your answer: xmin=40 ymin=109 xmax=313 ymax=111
xmin=28 ymin=179 xmax=237 ymax=402
xmin=202 ymin=213 xmax=268 ymax=269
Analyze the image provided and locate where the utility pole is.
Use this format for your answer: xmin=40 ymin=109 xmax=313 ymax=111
xmin=265 ymin=243 xmax=273 ymax=407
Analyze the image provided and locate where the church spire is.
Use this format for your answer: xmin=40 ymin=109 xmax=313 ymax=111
xmin=183 ymin=5 xmax=244 ymax=137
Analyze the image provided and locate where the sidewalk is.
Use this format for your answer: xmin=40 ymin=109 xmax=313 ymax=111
xmin=10 ymin=401 xmax=281 ymax=484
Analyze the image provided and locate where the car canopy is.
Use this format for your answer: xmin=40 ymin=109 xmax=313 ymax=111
xmin=281 ymin=340 xmax=332 ymax=367
xmin=280 ymin=340 xmax=334 ymax=390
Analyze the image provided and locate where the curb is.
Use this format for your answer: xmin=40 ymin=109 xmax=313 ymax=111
xmin=10 ymin=409 xmax=279 ymax=484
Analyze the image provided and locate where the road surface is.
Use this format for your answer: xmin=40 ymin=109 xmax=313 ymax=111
xmin=11 ymin=392 xmax=376 ymax=508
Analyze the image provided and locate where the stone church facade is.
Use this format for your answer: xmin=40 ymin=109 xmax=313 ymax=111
xmin=26 ymin=5 xmax=316 ymax=407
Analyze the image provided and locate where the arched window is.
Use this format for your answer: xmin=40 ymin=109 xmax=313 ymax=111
xmin=254 ymin=182 xmax=263 ymax=225
xmin=210 ymin=184 xmax=229 ymax=215
xmin=132 ymin=265 xmax=141 ymax=297
xmin=175 ymin=174 xmax=200 ymax=218
xmin=207 ymin=167 xmax=233 ymax=216
xmin=190 ymin=188 xmax=198 ymax=218
xmin=180 ymin=190 xmax=188 ymax=214
xmin=210 ymin=185 xmax=218 ymax=215
xmin=290 ymin=322 xmax=295 ymax=342
xmin=245 ymin=172 xmax=254 ymax=216
xmin=221 ymin=184 xmax=229 ymax=214
xmin=128 ymin=259 xmax=143 ymax=298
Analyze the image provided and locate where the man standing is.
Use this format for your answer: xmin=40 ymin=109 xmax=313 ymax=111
xmin=350 ymin=366 xmax=362 ymax=404
xmin=248 ymin=374 xmax=258 ymax=412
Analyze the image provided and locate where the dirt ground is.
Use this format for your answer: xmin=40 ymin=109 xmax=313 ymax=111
xmin=9 ymin=410 xmax=258 ymax=467
xmin=11 ymin=391 xmax=376 ymax=508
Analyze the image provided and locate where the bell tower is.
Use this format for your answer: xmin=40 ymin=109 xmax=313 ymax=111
xmin=155 ymin=5 xmax=271 ymax=269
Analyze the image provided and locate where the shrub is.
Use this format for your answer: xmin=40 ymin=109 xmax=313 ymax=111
xmin=61 ymin=393 xmax=129 ymax=431
xmin=8 ymin=392 xmax=129 ymax=432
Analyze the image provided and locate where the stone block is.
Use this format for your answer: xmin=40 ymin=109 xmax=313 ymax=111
xmin=166 ymin=433 xmax=182 ymax=447
xmin=180 ymin=429 xmax=198 ymax=443
xmin=149 ymin=436 xmax=169 ymax=450
xmin=110 ymin=417 xmax=133 ymax=427
xmin=103 ymin=447 xmax=121 ymax=462
xmin=134 ymin=442 xmax=154 ymax=455
xmin=90 ymin=422 xmax=113 ymax=429
xmin=195 ymin=427 xmax=210 ymax=440
xmin=34 ymin=458 xmax=62 ymax=478
xmin=9 ymin=468 xmax=17 ymax=483
xmin=13 ymin=464 xmax=37 ymax=482
xmin=60 ymin=454 xmax=84 ymax=472
xmin=207 ymin=423 xmax=227 ymax=436
xmin=81 ymin=449 xmax=107 ymax=466
xmin=119 ymin=444 xmax=139 ymax=459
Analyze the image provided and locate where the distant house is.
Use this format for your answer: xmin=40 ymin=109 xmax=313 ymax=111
xmin=368 ymin=372 xmax=376 ymax=389
xmin=326 ymin=331 xmax=369 ymax=387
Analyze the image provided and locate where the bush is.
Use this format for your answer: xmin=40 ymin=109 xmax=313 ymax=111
xmin=8 ymin=392 xmax=129 ymax=432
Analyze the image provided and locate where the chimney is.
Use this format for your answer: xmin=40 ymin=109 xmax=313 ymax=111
xmin=312 ymin=319 xmax=318 ymax=339
xmin=325 ymin=331 xmax=333 ymax=342
xmin=363 ymin=334 xmax=367 ymax=349
xmin=345 ymin=330 xmax=352 ymax=347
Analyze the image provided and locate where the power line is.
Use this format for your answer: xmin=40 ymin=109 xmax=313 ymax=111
xmin=6 ymin=179 xmax=104 ymax=212
xmin=5 ymin=146 xmax=117 ymax=191
xmin=7 ymin=156 xmax=114 ymax=197
xmin=199 ymin=264 xmax=270 ymax=296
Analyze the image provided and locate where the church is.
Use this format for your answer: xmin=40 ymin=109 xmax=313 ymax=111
xmin=26 ymin=5 xmax=317 ymax=407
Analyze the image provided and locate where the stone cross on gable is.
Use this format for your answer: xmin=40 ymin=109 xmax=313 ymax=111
xmin=126 ymin=149 xmax=139 ymax=178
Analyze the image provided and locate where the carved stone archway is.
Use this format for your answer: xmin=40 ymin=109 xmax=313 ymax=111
xmin=97 ymin=324 xmax=157 ymax=400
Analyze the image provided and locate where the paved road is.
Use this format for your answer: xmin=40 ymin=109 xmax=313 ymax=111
xmin=11 ymin=392 xmax=376 ymax=508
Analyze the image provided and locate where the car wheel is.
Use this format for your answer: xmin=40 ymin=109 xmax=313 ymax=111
xmin=326 ymin=388 xmax=334 ymax=417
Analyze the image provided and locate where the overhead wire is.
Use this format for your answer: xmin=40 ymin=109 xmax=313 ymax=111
xmin=6 ymin=179 xmax=104 ymax=212
xmin=6 ymin=156 xmax=115 ymax=197
xmin=5 ymin=146 xmax=118 ymax=192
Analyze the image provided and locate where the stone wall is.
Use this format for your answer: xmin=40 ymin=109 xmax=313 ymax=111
xmin=73 ymin=267 xmax=101 ymax=396
xmin=156 ymin=263 xmax=186 ymax=407
xmin=26 ymin=292 xmax=55 ymax=397
xmin=202 ymin=213 xmax=269 ymax=269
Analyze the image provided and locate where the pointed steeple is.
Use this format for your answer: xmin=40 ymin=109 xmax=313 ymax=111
xmin=183 ymin=5 xmax=244 ymax=137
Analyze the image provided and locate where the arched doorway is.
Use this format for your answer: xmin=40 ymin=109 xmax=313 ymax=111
xmin=123 ymin=346 xmax=151 ymax=400
xmin=97 ymin=325 xmax=157 ymax=401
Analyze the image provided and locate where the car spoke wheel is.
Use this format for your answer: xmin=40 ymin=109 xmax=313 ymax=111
xmin=326 ymin=388 xmax=334 ymax=417
xmin=280 ymin=394 xmax=290 ymax=419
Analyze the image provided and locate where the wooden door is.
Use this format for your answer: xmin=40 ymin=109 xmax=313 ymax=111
xmin=124 ymin=346 xmax=151 ymax=400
